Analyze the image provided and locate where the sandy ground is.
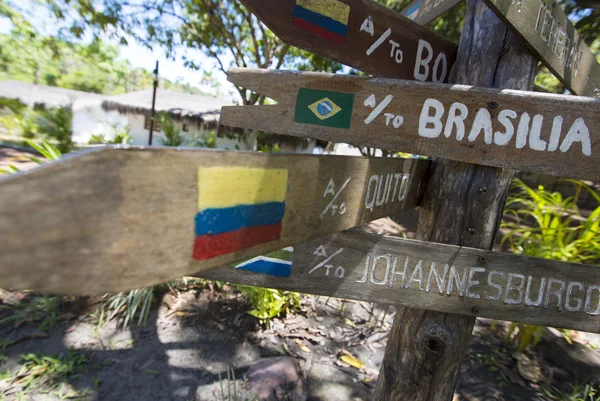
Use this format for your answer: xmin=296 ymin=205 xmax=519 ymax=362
xmin=1 ymin=287 xmax=599 ymax=401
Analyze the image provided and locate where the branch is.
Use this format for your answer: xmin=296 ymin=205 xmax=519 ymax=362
xmin=274 ymin=43 xmax=291 ymax=69
xmin=204 ymin=0 xmax=247 ymax=68
xmin=205 ymin=47 xmax=228 ymax=75
xmin=244 ymin=13 xmax=264 ymax=67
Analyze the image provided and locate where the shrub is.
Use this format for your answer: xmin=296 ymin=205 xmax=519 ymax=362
xmin=235 ymin=286 xmax=301 ymax=326
xmin=501 ymin=178 xmax=600 ymax=352
xmin=88 ymin=125 xmax=132 ymax=145
xmin=157 ymin=111 xmax=186 ymax=146
xmin=502 ymin=178 xmax=600 ymax=265
xmin=37 ymin=106 xmax=73 ymax=153
xmin=189 ymin=131 xmax=218 ymax=148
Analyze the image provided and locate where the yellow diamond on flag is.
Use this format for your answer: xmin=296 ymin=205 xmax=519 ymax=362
xmin=308 ymin=98 xmax=342 ymax=121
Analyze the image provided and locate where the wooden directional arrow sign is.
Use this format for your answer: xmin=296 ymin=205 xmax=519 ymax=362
xmin=400 ymin=0 xmax=463 ymax=25
xmin=221 ymin=68 xmax=600 ymax=180
xmin=200 ymin=230 xmax=600 ymax=333
xmin=240 ymin=0 xmax=457 ymax=83
xmin=0 ymin=146 xmax=428 ymax=294
xmin=482 ymin=0 xmax=600 ymax=97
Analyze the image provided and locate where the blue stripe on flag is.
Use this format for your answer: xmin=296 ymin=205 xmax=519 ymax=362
xmin=293 ymin=6 xmax=348 ymax=37
xmin=195 ymin=202 xmax=285 ymax=236
xmin=406 ymin=0 xmax=421 ymax=19
xmin=236 ymin=256 xmax=292 ymax=277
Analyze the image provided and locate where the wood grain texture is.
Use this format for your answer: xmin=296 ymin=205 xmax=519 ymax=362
xmin=221 ymin=68 xmax=600 ymax=181
xmin=482 ymin=0 xmax=600 ymax=97
xmin=400 ymin=0 xmax=464 ymax=25
xmin=240 ymin=0 xmax=457 ymax=83
xmin=199 ymin=231 xmax=600 ymax=333
xmin=0 ymin=146 xmax=428 ymax=294
xmin=373 ymin=1 xmax=538 ymax=400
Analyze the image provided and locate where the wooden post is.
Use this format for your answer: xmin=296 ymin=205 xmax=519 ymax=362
xmin=148 ymin=61 xmax=159 ymax=146
xmin=373 ymin=1 xmax=537 ymax=400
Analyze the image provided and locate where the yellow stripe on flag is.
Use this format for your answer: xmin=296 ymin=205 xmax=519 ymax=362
xmin=297 ymin=0 xmax=350 ymax=25
xmin=198 ymin=167 xmax=288 ymax=210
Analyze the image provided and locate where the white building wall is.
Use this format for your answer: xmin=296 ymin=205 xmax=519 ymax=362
xmin=72 ymin=106 xmax=317 ymax=154
xmin=126 ymin=112 xmax=246 ymax=149
xmin=126 ymin=114 xmax=150 ymax=145
xmin=71 ymin=99 xmax=129 ymax=144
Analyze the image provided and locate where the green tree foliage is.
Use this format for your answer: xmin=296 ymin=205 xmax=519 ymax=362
xmin=0 ymin=30 xmax=209 ymax=95
xmin=18 ymin=0 xmax=342 ymax=106
xmin=4 ymin=0 xmax=600 ymax=99
xmin=0 ymin=0 xmax=211 ymax=95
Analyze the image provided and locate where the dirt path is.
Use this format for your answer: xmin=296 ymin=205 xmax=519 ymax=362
xmin=1 ymin=286 xmax=599 ymax=401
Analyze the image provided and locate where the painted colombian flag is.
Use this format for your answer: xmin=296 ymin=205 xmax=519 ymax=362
xmin=193 ymin=167 xmax=288 ymax=261
xmin=293 ymin=0 xmax=350 ymax=45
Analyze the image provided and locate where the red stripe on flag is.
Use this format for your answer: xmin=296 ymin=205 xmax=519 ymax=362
xmin=193 ymin=223 xmax=282 ymax=261
xmin=293 ymin=17 xmax=346 ymax=45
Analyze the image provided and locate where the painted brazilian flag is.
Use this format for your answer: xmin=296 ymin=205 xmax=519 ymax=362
xmin=294 ymin=88 xmax=355 ymax=129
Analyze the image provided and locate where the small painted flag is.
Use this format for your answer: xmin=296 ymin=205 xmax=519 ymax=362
xmin=294 ymin=88 xmax=355 ymax=129
xmin=193 ymin=167 xmax=288 ymax=261
xmin=293 ymin=0 xmax=350 ymax=45
xmin=405 ymin=0 xmax=421 ymax=20
xmin=235 ymin=248 xmax=293 ymax=277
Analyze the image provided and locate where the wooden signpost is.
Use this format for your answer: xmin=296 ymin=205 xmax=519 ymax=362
xmin=221 ymin=68 xmax=600 ymax=180
xmin=400 ymin=0 xmax=463 ymax=25
xmin=0 ymin=147 xmax=428 ymax=294
xmin=200 ymin=230 xmax=600 ymax=333
xmin=481 ymin=0 xmax=600 ymax=97
xmin=239 ymin=0 xmax=458 ymax=83
xmin=1 ymin=1 xmax=599 ymax=400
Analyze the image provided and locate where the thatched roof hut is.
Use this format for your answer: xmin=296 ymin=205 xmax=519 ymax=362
xmin=0 ymin=80 xmax=105 ymax=109
xmin=101 ymin=88 xmax=326 ymax=151
xmin=101 ymin=89 xmax=232 ymax=130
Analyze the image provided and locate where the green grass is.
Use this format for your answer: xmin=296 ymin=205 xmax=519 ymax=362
xmin=0 ymin=295 xmax=60 ymax=332
xmin=95 ymin=287 xmax=155 ymax=329
xmin=1 ymin=349 xmax=88 ymax=398
xmin=538 ymin=382 xmax=598 ymax=401
xmin=93 ymin=277 xmax=206 ymax=330
xmin=218 ymin=368 xmax=239 ymax=401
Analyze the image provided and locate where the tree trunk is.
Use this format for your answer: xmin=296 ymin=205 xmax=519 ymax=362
xmin=373 ymin=1 xmax=537 ymax=400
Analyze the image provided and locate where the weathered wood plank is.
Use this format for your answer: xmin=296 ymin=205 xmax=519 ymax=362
xmin=0 ymin=146 xmax=428 ymax=294
xmin=400 ymin=0 xmax=463 ymax=25
xmin=199 ymin=231 xmax=600 ymax=333
xmin=221 ymin=68 xmax=600 ymax=180
xmin=240 ymin=0 xmax=457 ymax=83
xmin=481 ymin=0 xmax=600 ymax=97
